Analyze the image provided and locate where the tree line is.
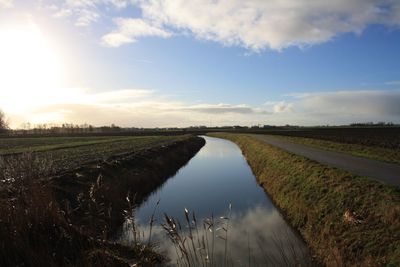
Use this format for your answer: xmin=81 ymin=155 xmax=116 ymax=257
xmin=0 ymin=110 xmax=8 ymax=133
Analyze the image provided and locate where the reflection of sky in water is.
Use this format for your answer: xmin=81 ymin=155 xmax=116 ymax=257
xmin=121 ymin=206 xmax=311 ymax=266
xmin=120 ymin=136 xmax=311 ymax=265
xmin=136 ymin=136 xmax=273 ymax=221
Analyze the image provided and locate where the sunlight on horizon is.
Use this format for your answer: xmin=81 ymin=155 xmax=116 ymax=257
xmin=0 ymin=21 xmax=68 ymax=113
xmin=0 ymin=1 xmax=399 ymax=128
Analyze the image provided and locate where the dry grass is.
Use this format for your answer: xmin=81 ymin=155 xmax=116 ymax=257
xmin=0 ymin=154 xmax=95 ymax=266
xmin=160 ymin=205 xmax=313 ymax=267
xmin=0 ymin=136 xmax=205 ymax=266
xmin=210 ymin=133 xmax=400 ymax=267
xmin=0 ymin=153 xmax=164 ymax=266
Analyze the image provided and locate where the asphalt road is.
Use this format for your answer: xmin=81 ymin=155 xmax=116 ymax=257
xmin=251 ymin=134 xmax=400 ymax=187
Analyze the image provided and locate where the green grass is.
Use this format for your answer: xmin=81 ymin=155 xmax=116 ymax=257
xmin=210 ymin=133 xmax=400 ymax=267
xmin=0 ymin=136 xmax=115 ymax=153
xmin=0 ymin=136 xmax=184 ymax=154
xmin=268 ymin=134 xmax=400 ymax=164
xmin=0 ymin=135 xmax=189 ymax=172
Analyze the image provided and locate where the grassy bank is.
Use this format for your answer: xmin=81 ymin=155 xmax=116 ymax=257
xmin=210 ymin=133 xmax=400 ymax=267
xmin=268 ymin=135 xmax=400 ymax=164
xmin=0 ymin=135 xmax=205 ymax=266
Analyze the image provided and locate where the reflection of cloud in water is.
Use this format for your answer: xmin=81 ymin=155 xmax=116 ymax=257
xmin=196 ymin=137 xmax=242 ymax=158
xmin=119 ymin=205 xmax=311 ymax=266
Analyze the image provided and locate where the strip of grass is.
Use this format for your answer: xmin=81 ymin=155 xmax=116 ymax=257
xmin=210 ymin=133 xmax=400 ymax=267
xmin=268 ymin=134 xmax=400 ymax=165
xmin=0 ymin=136 xmax=182 ymax=155
xmin=0 ymin=136 xmax=114 ymax=151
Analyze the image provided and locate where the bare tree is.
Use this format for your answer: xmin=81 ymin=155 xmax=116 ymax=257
xmin=0 ymin=109 xmax=9 ymax=132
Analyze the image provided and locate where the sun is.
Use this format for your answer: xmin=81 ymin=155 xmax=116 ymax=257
xmin=0 ymin=23 xmax=66 ymax=112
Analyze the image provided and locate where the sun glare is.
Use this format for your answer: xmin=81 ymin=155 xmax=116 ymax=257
xmin=0 ymin=23 xmax=66 ymax=112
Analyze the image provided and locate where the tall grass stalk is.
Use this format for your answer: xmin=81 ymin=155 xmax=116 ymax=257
xmin=148 ymin=199 xmax=160 ymax=246
xmin=158 ymin=204 xmax=309 ymax=267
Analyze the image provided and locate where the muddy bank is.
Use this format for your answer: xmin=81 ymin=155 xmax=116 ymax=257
xmin=50 ymin=136 xmax=205 ymax=238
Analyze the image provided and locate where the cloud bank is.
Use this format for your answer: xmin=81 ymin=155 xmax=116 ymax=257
xmin=4 ymin=88 xmax=400 ymax=128
xmin=31 ymin=0 xmax=400 ymax=50
xmin=264 ymin=90 xmax=400 ymax=125
xmin=101 ymin=0 xmax=400 ymax=50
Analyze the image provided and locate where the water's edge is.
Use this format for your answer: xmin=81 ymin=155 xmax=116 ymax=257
xmin=121 ymin=135 xmax=313 ymax=266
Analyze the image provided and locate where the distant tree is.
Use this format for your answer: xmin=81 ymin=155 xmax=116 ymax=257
xmin=0 ymin=109 xmax=9 ymax=132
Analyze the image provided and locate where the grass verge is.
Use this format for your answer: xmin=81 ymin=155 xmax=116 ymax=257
xmin=210 ymin=133 xmax=400 ymax=267
xmin=268 ymin=135 xmax=400 ymax=164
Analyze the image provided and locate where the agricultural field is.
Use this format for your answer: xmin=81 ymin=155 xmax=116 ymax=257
xmin=236 ymin=127 xmax=400 ymax=164
xmin=263 ymin=127 xmax=400 ymax=149
xmin=269 ymin=134 xmax=400 ymax=164
xmin=0 ymin=135 xmax=190 ymax=172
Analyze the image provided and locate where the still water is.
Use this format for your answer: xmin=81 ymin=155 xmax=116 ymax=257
xmin=120 ymin=136 xmax=311 ymax=266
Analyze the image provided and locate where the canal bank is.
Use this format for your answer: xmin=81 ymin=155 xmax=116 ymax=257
xmin=210 ymin=133 xmax=400 ymax=267
xmin=0 ymin=135 xmax=205 ymax=267
xmin=120 ymin=136 xmax=313 ymax=266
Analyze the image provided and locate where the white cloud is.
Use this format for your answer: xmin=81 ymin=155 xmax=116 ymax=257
xmin=92 ymin=89 xmax=153 ymax=103
xmin=265 ymin=101 xmax=294 ymax=113
xmin=127 ymin=0 xmax=400 ymax=51
xmin=101 ymin=18 xmax=172 ymax=47
xmin=53 ymin=8 xmax=73 ymax=19
xmin=183 ymin=103 xmax=266 ymax=114
xmin=268 ymin=89 xmax=400 ymax=125
xmin=4 ymin=88 xmax=270 ymax=127
xmin=75 ymin=9 xmax=100 ymax=26
xmin=51 ymin=0 xmax=131 ymax=27
xmin=0 ymin=0 xmax=13 ymax=8
xmin=43 ymin=0 xmax=400 ymax=50
xmin=104 ymin=0 xmax=129 ymax=9
xmin=291 ymin=90 xmax=400 ymax=116
xmin=5 ymin=88 xmax=400 ymax=128
xmin=64 ymin=0 xmax=96 ymax=8
xmin=63 ymin=0 xmax=129 ymax=8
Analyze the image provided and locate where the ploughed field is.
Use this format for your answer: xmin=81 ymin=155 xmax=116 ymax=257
xmin=0 ymin=135 xmax=189 ymax=172
xmin=243 ymin=127 xmax=400 ymax=164
xmin=262 ymin=127 xmax=400 ymax=149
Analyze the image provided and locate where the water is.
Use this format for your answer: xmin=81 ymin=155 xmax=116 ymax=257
xmin=120 ymin=136 xmax=312 ymax=266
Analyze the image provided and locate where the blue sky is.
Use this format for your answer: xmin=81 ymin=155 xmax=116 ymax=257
xmin=1 ymin=0 xmax=400 ymax=127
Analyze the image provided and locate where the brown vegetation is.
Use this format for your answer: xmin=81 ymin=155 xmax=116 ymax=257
xmin=0 ymin=136 xmax=205 ymax=266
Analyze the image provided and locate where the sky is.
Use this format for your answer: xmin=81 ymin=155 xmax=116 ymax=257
xmin=0 ymin=0 xmax=400 ymax=128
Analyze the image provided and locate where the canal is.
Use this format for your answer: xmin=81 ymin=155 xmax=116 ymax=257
xmin=120 ymin=136 xmax=312 ymax=266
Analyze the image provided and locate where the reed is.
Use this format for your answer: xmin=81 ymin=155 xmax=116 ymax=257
xmin=159 ymin=205 xmax=311 ymax=267
xmin=0 ymin=153 xmax=163 ymax=266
